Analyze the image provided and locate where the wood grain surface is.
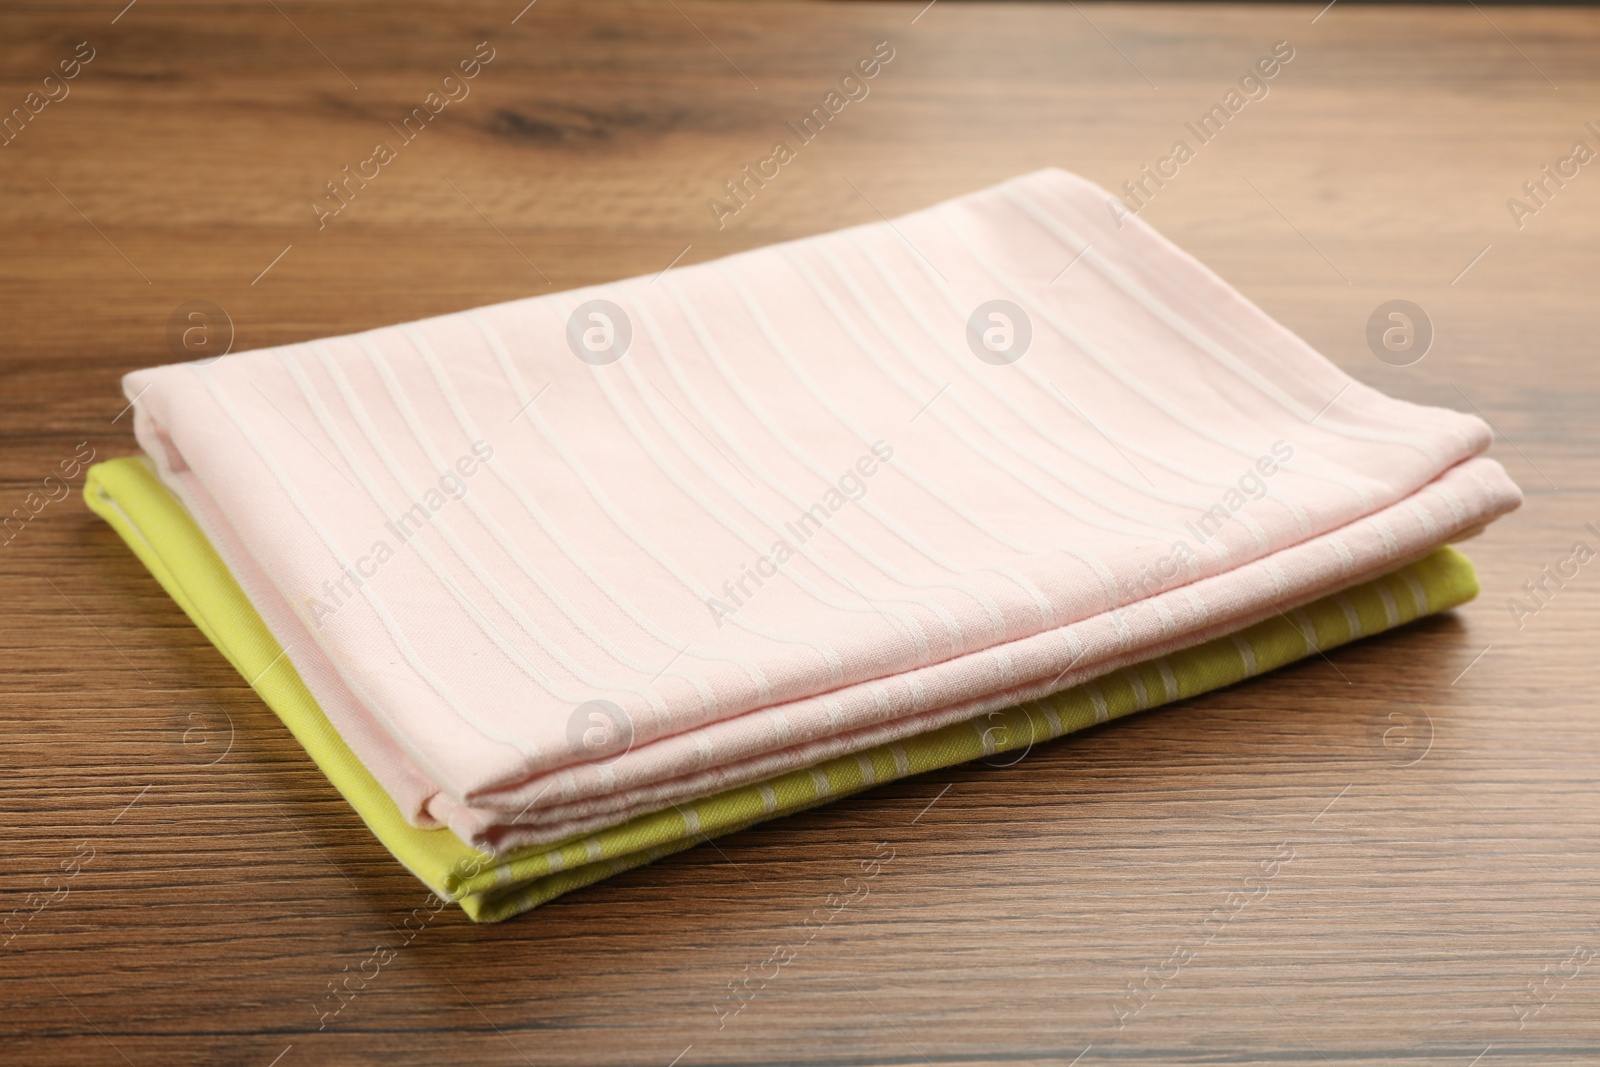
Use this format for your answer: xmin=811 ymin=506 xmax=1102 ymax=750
xmin=2 ymin=2 xmax=1598 ymax=1064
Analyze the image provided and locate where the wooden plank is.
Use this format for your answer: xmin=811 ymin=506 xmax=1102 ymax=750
xmin=1 ymin=2 xmax=1597 ymax=1063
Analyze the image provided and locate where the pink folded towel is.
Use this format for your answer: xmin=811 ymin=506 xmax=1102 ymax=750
xmin=124 ymin=169 xmax=1520 ymax=850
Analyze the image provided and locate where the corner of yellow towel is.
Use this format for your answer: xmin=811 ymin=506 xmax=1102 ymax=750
xmin=84 ymin=456 xmax=497 ymax=909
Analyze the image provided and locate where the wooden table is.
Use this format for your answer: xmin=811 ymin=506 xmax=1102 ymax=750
xmin=3 ymin=2 xmax=1597 ymax=1064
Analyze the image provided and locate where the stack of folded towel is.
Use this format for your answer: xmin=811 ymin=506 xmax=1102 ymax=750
xmin=87 ymin=169 xmax=1520 ymax=921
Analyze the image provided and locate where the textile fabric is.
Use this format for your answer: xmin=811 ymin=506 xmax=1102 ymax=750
xmin=117 ymin=170 xmax=1520 ymax=850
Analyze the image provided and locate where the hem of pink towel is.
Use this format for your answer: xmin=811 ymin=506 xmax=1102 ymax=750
xmin=448 ymin=458 xmax=1519 ymax=850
